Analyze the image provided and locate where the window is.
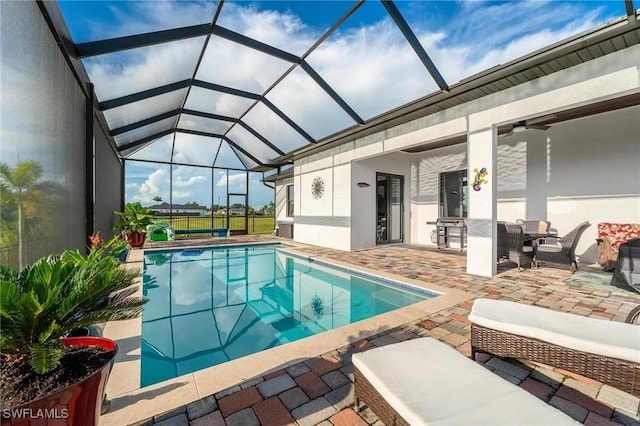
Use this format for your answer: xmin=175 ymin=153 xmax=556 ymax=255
xmin=286 ymin=185 xmax=294 ymax=217
xmin=439 ymin=170 xmax=467 ymax=218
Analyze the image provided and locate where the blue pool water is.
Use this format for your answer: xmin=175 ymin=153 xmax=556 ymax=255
xmin=141 ymin=244 xmax=434 ymax=386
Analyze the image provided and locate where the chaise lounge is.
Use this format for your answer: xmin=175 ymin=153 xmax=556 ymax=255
xmin=353 ymin=337 xmax=579 ymax=425
xmin=469 ymin=298 xmax=640 ymax=397
xmin=352 ymin=300 xmax=640 ymax=426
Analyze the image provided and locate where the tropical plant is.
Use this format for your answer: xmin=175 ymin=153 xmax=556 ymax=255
xmin=114 ymin=201 xmax=156 ymax=234
xmin=0 ymin=160 xmax=62 ymax=269
xmin=0 ymin=235 xmax=145 ymax=374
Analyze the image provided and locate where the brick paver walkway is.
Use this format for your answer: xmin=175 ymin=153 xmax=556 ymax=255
xmin=131 ymin=235 xmax=640 ymax=426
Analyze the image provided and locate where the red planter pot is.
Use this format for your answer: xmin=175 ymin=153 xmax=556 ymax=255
xmin=126 ymin=231 xmax=146 ymax=248
xmin=1 ymin=337 xmax=118 ymax=426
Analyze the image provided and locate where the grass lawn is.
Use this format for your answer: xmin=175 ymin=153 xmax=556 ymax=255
xmin=156 ymin=215 xmax=276 ymax=235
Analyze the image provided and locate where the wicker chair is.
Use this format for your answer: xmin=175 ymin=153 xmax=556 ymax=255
xmin=497 ymin=222 xmax=534 ymax=270
xmin=516 ymin=219 xmax=551 ymax=234
xmin=535 ymin=221 xmax=591 ymax=273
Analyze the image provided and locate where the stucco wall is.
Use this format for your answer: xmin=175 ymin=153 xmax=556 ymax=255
xmin=409 ymin=104 xmax=640 ymax=263
xmin=294 ymin=158 xmax=352 ymax=250
xmin=273 ymin=43 xmax=639 ymax=269
xmin=351 ymin=153 xmax=412 ymax=251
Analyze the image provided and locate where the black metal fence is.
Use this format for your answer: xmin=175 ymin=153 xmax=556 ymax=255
xmin=155 ymin=215 xmax=276 ymax=236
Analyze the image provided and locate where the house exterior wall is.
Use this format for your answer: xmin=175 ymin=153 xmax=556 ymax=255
xmin=294 ymin=158 xmax=352 ymax=250
xmin=405 ymin=104 xmax=640 ymax=264
xmin=274 ymin=43 xmax=639 ymax=272
xmin=275 ymin=177 xmax=293 ymax=224
xmin=351 ymin=153 xmax=412 ymax=251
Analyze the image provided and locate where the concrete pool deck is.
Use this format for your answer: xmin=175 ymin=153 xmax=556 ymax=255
xmin=99 ymin=235 xmax=640 ymax=426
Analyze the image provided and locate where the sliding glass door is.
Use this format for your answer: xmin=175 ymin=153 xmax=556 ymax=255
xmin=376 ymin=173 xmax=403 ymax=244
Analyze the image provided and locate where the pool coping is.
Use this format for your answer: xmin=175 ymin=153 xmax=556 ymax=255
xmin=99 ymin=242 xmax=474 ymax=426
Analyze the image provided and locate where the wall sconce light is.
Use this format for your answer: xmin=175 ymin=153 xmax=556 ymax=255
xmin=357 ymin=182 xmax=371 ymax=188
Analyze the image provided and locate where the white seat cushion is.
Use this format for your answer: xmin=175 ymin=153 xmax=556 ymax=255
xmin=469 ymin=298 xmax=640 ymax=363
xmin=352 ymin=337 xmax=578 ymax=426
xmin=537 ymin=244 xmax=562 ymax=252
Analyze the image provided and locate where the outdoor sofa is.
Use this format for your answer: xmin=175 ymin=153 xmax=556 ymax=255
xmin=596 ymin=222 xmax=640 ymax=271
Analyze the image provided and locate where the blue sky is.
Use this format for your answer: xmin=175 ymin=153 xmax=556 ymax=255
xmin=54 ymin=0 xmax=628 ymax=208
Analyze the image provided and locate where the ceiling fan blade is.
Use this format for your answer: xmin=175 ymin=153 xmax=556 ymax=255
xmin=527 ymin=124 xmax=550 ymax=131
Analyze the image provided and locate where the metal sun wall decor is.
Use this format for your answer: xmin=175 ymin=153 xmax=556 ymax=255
xmin=472 ymin=167 xmax=488 ymax=191
xmin=311 ymin=176 xmax=325 ymax=199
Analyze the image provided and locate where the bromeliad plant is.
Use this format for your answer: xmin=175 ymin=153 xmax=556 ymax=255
xmin=0 ymin=234 xmax=146 ymax=374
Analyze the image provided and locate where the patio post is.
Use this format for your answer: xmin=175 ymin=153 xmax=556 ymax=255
xmin=466 ymin=124 xmax=498 ymax=277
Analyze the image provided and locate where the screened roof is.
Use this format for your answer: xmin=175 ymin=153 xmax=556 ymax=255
xmin=56 ymin=0 xmax=636 ymax=171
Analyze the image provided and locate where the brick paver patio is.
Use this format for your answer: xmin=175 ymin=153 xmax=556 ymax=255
xmin=128 ymin=235 xmax=640 ymax=426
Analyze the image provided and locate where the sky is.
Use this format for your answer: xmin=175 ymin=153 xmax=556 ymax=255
xmin=52 ymin=0 xmax=627 ymax=208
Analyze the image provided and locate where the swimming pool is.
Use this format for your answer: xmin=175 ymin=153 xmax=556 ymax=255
xmin=140 ymin=244 xmax=435 ymax=386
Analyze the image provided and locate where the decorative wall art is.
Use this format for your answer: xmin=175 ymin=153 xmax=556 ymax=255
xmin=311 ymin=176 xmax=325 ymax=199
xmin=472 ymin=167 xmax=488 ymax=191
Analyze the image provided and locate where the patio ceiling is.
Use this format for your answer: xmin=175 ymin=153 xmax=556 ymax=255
xmin=53 ymin=0 xmax=638 ymax=172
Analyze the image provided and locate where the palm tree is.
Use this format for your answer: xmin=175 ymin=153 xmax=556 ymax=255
xmin=0 ymin=160 xmax=59 ymax=269
xmin=152 ymin=196 xmax=163 ymax=203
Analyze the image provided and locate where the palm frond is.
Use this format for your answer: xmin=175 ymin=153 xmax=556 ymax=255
xmin=30 ymin=341 xmax=63 ymax=375
xmin=0 ymin=240 xmax=145 ymax=374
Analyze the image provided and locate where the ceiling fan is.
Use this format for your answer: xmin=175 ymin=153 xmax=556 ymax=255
xmin=503 ymin=119 xmax=551 ymax=137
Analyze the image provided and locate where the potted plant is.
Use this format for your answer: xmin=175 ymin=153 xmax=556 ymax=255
xmin=114 ymin=201 xmax=156 ymax=248
xmin=0 ymin=234 xmax=146 ymax=425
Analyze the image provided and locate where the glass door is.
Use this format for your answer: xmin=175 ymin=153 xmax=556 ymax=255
xmin=227 ymin=194 xmax=247 ymax=235
xmin=376 ymin=173 xmax=404 ymax=244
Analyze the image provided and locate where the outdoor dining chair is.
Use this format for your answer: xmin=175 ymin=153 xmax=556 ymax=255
xmin=497 ymin=222 xmax=534 ymax=270
xmin=534 ymin=221 xmax=591 ymax=273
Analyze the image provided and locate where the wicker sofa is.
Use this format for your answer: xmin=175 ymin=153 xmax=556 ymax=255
xmin=469 ymin=298 xmax=640 ymax=398
xmin=596 ymin=222 xmax=640 ymax=271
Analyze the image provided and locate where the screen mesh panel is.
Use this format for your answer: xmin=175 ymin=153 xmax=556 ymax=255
xmin=0 ymin=2 xmax=87 ymax=268
xmin=95 ymin=120 xmax=124 ymax=238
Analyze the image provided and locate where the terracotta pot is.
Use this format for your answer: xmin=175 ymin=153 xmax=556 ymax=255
xmin=126 ymin=231 xmax=146 ymax=248
xmin=1 ymin=337 xmax=117 ymax=426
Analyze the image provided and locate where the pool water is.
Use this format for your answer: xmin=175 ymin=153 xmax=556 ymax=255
xmin=141 ymin=244 xmax=433 ymax=386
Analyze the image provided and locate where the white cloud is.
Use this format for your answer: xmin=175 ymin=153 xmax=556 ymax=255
xmin=83 ymin=0 xmax=615 ymax=207
xmin=126 ymin=167 xmax=170 ymax=203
